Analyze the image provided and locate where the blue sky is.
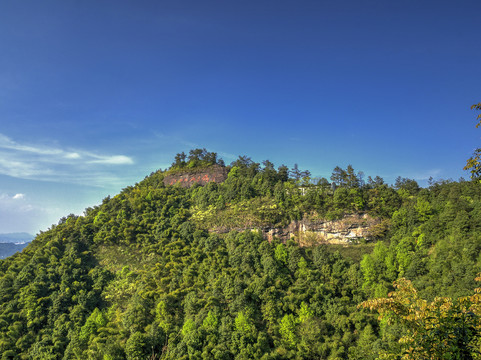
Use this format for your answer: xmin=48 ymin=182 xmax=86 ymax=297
xmin=0 ymin=0 xmax=480 ymax=234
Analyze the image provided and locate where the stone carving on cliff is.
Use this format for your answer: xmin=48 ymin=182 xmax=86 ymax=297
xmin=163 ymin=165 xmax=228 ymax=188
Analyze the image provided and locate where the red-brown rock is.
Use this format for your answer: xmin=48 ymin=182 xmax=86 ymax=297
xmin=163 ymin=165 xmax=228 ymax=188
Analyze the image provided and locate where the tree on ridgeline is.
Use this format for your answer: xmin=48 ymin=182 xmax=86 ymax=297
xmin=170 ymin=148 xmax=224 ymax=170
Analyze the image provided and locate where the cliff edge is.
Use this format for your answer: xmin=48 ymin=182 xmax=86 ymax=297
xmin=163 ymin=165 xmax=228 ymax=188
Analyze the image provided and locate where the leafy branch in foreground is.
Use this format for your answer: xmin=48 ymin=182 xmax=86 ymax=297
xmin=465 ymin=103 xmax=481 ymax=179
xmin=473 ymin=103 xmax=481 ymax=127
xmin=359 ymin=277 xmax=481 ymax=359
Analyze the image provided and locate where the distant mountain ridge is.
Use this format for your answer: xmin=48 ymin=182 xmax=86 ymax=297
xmin=0 ymin=242 xmax=30 ymax=259
xmin=0 ymin=232 xmax=34 ymax=243
xmin=0 ymin=233 xmax=33 ymax=259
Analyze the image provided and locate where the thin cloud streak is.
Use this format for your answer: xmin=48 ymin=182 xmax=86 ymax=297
xmin=0 ymin=134 xmax=63 ymax=156
xmin=87 ymin=154 xmax=134 ymax=165
xmin=0 ymin=193 xmax=33 ymax=213
xmin=0 ymin=133 xmax=134 ymax=164
xmin=0 ymin=133 xmax=135 ymax=186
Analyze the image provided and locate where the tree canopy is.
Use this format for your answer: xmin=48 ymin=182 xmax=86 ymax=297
xmin=0 ymin=149 xmax=481 ymax=358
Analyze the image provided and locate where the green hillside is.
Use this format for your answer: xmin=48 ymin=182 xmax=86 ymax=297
xmin=1 ymin=149 xmax=481 ymax=359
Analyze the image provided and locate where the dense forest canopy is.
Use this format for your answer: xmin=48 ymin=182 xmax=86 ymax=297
xmin=1 ymin=129 xmax=481 ymax=359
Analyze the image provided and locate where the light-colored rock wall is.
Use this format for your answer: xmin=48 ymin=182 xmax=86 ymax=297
xmin=262 ymin=213 xmax=382 ymax=245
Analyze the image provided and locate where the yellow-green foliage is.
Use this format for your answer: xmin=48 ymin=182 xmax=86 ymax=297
xmin=191 ymin=197 xmax=285 ymax=230
xmin=360 ymin=277 xmax=481 ymax=359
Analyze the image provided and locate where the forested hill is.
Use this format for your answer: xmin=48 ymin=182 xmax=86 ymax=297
xmin=1 ymin=148 xmax=481 ymax=359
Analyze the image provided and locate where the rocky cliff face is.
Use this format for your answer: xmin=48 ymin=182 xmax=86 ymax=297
xmin=261 ymin=213 xmax=382 ymax=245
xmin=211 ymin=213 xmax=384 ymax=245
xmin=163 ymin=165 xmax=228 ymax=188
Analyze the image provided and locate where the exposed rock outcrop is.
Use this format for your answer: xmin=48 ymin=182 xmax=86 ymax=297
xmin=261 ymin=213 xmax=383 ymax=245
xmin=163 ymin=165 xmax=228 ymax=188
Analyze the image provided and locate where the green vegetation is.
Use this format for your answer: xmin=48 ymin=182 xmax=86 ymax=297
xmin=465 ymin=103 xmax=481 ymax=178
xmin=168 ymin=148 xmax=225 ymax=173
xmin=361 ymin=277 xmax=481 ymax=359
xmin=1 ymin=146 xmax=481 ymax=359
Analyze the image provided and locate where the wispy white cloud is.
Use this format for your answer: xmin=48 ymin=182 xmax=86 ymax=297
xmin=0 ymin=192 xmax=50 ymax=233
xmin=0 ymin=133 xmax=135 ymax=186
xmin=64 ymin=152 xmax=81 ymax=159
xmin=87 ymin=154 xmax=134 ymax=165
xmin=0 ymin=193 xmax=33 ymax=212
xmin=0 ymin=134 xmax=62 ymax=155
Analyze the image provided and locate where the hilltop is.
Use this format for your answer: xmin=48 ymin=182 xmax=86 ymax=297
xmin=0 ymin=149 xmax=481 ymax=359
